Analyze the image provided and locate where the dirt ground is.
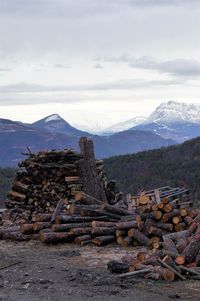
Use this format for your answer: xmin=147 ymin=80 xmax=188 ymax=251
xmin=0 ymin=241 xmax=200 ymax=301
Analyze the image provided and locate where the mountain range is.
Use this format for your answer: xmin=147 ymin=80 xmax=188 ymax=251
xmin=1 ymin=100 xmax=200 ymax=167
xmin=109 ymin=101 xmax=200 ymax=142
xmin=0 ymin=113 xmax=174 ymax=167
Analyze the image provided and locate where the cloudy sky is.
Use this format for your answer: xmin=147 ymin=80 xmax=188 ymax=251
xmin=0 ymin=0 xmax=200 ymax=130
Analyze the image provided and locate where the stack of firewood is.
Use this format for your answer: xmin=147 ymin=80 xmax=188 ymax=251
xmin=5 ymin=149 xmax=84 ymax=222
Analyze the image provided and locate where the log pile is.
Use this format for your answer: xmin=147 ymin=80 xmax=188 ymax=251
xmin=128 ymin=186 xmax=192 ymax=211
xmin=5 ymin=149 xmax=84 ymax=222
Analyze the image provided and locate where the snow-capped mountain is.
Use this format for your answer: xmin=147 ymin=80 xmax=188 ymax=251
xmin=102 ymin=116 xmax=146 ymax=135
xmin=145 ymin=101 xmax=200 ymax=124
xmin=132 ymin=101 xmax=200 ymax=142
xmin=32 ymin=114 xmax=90 ymax=137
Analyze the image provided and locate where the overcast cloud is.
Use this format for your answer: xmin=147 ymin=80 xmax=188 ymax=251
xmin=0 ymin=0 xmax=199 ymax=128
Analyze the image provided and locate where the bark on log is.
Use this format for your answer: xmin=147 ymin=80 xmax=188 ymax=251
xmin=182 ymin=233 xmax=200 ymax=263
xmin=163 ymin=230 xmax=190 ymax=242
xmin=20 ymin=224 xmax=34 ymax=234
xmin=128 ymin=229 xmax=151 ymax=247
xmin=74 ymin=235 xmax=92 ymax=244
xmin=33 ymin=222 xmax=51 ymax=232
xmin=101 ymin=203 xmax=132 ymax=216
xmin=116 ymin=220 xmax=138 ymax=230
xmin=107 ymin=260 xmax=129 ymax=274
xmin=92 ymin=227 xmax=116 ymax=236
xmin=75 ymin=191 xmax=102 ymax=205
xmin=69 ymin=227 xmax=92 ymax=236
xmin=91 ymin=221 xmax=116 ymax=228
xmin=52 ymin=223 xmax=91 ymax=232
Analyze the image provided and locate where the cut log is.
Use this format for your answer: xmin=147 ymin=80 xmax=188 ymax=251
xmin=172 ymin=216 xmax=181 ymax=225
xmin=163 ymin=230 xmax=190 ymax=242
xmin=121 ymin=236 xmax=133 ymax=247
xmin=176 ymin=238 xmax=188 ymax=253
xmin=175 ymin=256 xmax=185 ymax=266
xmin=116 ymin=229 xmax=127 ymax=238
xmin=157 ymin=258 xmax=186 ymax=280
xmin=162 ymin=209 xmax=180 ymax=223
xmin=116 ymin=220 xmax=138 ymax=230
xmin=156 ymin=222 xmax=174 ymax=232
xmin=101 ymin=203 xmax=132 ymax=216
xmin=91 ymin=221 xmax=116 ymax=228
xmin=55 ymin=215 xmax=110 ymax=224
xmin=128 ymin=229 xmax=151 ymax=247
xmin=163 ymin=239 xmax=177 ymax=253
xmin=148 ymin=226 xmax=168 ymax=238
xmin=33 ymin=222 xmax=51 ymax=232
xmin=174 ymin=223 xmax=186 ymax=232
xmin=51 ymin=199 xmax=64 ymax=223
xmin=75 ymin=191 xmax=101 ymax=205
xmin=40 ymin=232 xmax=71 ymax=244
xmin=52 ymin=223 xmax=91 ymax=232
xmin=74 ymin=234 xmax=92 ymax=244
xmin=183 ymin=217 xmax=192 ymax=228
xmin=92 ymin=235 xmax=115 ymax=246
xmin=92 ymin=227 xmax=116 ymax=236
xmin=179 ymin=208 xmax=188 ymax=217
xmin=20 ymin=224 xmax=34 ymax=234
xmin=69 ymin=227 xmax=92 ymax=236
xmin=107 ymin=260 xmax=129 ymax=274
xmin=182 ymin=233 xmax=200 ymax=263
xmin=34 ymin=213 xmax=52 ymax=222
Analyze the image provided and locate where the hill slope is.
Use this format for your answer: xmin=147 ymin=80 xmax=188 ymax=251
xmin=104 ymin=137 xmax=200 ymax=205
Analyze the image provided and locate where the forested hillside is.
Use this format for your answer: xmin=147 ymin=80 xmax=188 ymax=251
xmin=0 ymin=168 xmax=16 ymax=207
xmin=104 ymin=137 xmax=200 ymax=205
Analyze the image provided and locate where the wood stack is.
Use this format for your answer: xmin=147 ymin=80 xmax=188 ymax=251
xmin=5 ymin=149 xmax=83 ymax=222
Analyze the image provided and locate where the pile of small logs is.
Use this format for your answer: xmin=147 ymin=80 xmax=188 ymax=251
xmin=128 ymin=186 xmax=192 ymax=211
xmin=107 ymin=216 xmax=200 ymax=281
xmin=5 ymin=149 xmax=84 ymax=222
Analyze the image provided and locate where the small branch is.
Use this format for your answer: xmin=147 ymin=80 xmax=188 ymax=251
xmin=0 ymin=261 xmax=22 ymax=271
xmin=119 ymin=268 xmax=151 ymax=278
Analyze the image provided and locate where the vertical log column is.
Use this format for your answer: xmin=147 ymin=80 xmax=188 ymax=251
xmin=78 ymin=137 xmax=107 ymax=202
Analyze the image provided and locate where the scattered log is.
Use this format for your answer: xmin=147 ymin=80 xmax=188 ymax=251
xmin=157 ymin=258 xmax=186 ymax=280
xmin=119 ymin=269 xmax=151 ymax=278
xmin=107 ymin=260 xmax=129 ymax=274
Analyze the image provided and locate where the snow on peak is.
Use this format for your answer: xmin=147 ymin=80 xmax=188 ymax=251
xmin=145 ymin=101 xmax=200 ymax=124
xmin=45 ymin=114 xmax=62 ymax=123
xmin=103 ymin=116 xmax=146 ymax=133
